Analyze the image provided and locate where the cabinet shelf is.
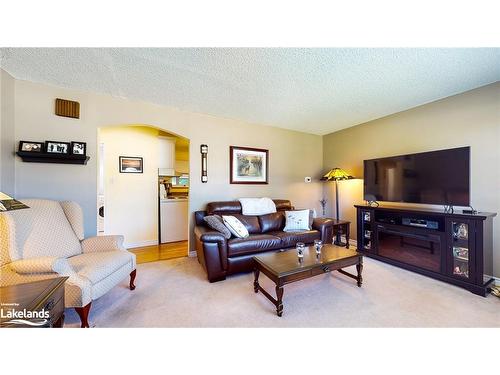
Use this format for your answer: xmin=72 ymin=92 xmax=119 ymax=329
xmin=16 ymin=151 xmax=90 ymax=165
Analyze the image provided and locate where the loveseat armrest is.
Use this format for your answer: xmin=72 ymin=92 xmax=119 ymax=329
xmin=194 ymin=225 xmax=228 ymax=282
xmin=312 ymin=218 xmax=335 ymax=244
xmin=81 ymin=235 xmax=126 ymax=253
xmin=195 ymin=226 xmax=227 ymax=243
xmin=9 ymin=257 xmax=74 ymax=275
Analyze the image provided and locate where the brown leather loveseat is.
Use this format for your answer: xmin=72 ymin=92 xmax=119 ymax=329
xmin=194 ymin=199 xmax=335 ymax=282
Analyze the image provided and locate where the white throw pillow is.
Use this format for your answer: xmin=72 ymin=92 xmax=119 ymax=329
xmin=222 ymin=215 xmax=250 ymax=238
xmin=283 ymin=209 xmax=311 ymax=232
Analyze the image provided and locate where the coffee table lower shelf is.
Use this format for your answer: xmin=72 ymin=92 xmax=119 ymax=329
xmin=253 ymin=247 xmax=363 ymax=317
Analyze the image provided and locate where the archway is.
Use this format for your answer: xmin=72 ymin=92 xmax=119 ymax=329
xmin=97 ymin=124 xmax=191 ymax=262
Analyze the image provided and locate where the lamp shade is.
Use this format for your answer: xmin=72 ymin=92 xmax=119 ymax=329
xmin=321 ymin=168 xmax=354 ymax=181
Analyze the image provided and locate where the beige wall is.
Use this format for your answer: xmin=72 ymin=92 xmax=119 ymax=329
xmin=0 ymin=69 xmax=16 ymax=195
xmin=8 ymin=72 xmax=324 ymax=251
xmin=323 ymin=82 xmax=500 ymax=277
xmin=99 ymin=126 xmax=161 ymax=248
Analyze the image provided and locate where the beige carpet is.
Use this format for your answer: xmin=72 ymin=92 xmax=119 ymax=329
xmin=63 ymin=256 xmax=500 ymax=327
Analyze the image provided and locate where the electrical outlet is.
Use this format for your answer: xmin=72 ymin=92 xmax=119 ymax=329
xmin=304 ymin=177 xmax=312 ymax=183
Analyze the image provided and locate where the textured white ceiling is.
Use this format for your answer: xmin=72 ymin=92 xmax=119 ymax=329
xmin=1 ymin=48 xmax=499 ymax=135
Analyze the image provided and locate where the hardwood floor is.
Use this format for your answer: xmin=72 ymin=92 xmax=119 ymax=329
xmin=128 ymin=241 xmax=188 ymax=264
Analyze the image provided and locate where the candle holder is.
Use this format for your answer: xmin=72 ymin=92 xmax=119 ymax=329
xmin=296 ymin=242 xmax=305 ymax=261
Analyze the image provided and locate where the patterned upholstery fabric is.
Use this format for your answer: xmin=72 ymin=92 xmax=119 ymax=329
xmin=0 ymin=200 xmax=136 ymax=309
xmin=60 ymin=201 xmax=85 ymax=241
xmin=81 ymin=235 xmax=127 ymax=253
xmin=9 ymin=256 xmax=65 ymax=274
xmin=67 ymin=251 xmax=135 ymax=284
xmin=4 ymin=199 xmax=82 ymax=261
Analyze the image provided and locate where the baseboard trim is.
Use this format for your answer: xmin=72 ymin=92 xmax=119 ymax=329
xmin=125 ymin=239 xmax=158 ymax=249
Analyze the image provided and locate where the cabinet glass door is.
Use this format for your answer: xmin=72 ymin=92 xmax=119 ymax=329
xmin=361 ymin=210 xmax=373 ymax=252
xmin=451 ymin=221 xmax=471 ymax=279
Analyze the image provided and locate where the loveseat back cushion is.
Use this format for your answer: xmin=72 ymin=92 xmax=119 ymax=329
xmin=206 ymin=201 xmax=242 ymax=216
xmin=227 ymin=234 xmax=282 ymax=257
xmin=1 ymin=199 xmax=82 ymax=262
xmin=258 ymin=212 xmax=285 ymax=233
xmin=206 ymin=199 xmax=292 ymax=216
xmin=274 ymin=200 xmax=294 ymax=211
xmin=232 ymin=214 xmax=261 ymax=234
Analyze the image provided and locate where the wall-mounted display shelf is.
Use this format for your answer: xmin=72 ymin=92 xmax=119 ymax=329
xmin=16 ymin=151 xmax=90 ymax=165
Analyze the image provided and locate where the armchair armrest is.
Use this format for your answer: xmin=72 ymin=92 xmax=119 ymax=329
xmin=312 ymin=218 xmax=335 ymax=244
xmin=81 ymin=235 xmax=126 ymax=253
xmin=194 ymin=225 xmax=228 ymax=282
xmin=9 ymin=257 xmax=73 ymax=275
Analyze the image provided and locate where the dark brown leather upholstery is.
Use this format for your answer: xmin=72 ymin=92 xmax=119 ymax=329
xmin=206 ymin=201 xmax=243 ymax=216
xmin=269 ymin=230 xmax=320 ymax=248
xmin=312 ymin=218 xmax=335 ymax=244
xmin=206 ymin=199 xmax=293 ymax=216
xmin=258 ymin=212 xmax=285 ymax=233
xmin=232 ymin=214 xmax=261 ymax=234
xmin=194 ymin=199 xmax=335 ymax=282
xmin=228 ymin=234 xmax=282 ymax=257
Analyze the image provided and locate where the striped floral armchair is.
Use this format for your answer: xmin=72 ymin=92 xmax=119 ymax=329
xmin=0 ymin=199 xmax=136 ymax=327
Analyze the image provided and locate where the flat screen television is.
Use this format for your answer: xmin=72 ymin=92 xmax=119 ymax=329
xmin=363 ymin=147 xmax=470 ymax=206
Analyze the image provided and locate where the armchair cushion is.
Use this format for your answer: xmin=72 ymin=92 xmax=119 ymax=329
xmin=67 ymin=251 xmax=135 ymax=284
xmin=81 ymin=235 xmax=126 ymax=253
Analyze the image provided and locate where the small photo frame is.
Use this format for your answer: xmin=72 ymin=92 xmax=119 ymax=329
xmin=19 ymin=141 xmax=44 ymax=153
xmin=119 ymin=156 xmax=143 ymax=173
xmin=45 ymin=141 xmax=70 ymax=154
xmin=71 ymin=141 xmax=87 ymax=156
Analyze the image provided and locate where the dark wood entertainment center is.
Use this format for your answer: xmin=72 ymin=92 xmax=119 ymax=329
xmin=355 ymin=204 xmax=496 ymax=296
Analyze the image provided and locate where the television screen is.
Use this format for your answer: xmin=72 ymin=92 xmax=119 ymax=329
xmin=363 ymin=147 xmax=470 ymax=206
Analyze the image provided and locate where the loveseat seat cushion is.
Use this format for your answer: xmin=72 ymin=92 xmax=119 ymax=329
xmin=67 ymin=250 xmax=134 ymax=284
xmin=227 ymin=234 xmax=282 ymax=257
xmin=269 ymin=230 xmax=321 ymax=248
xmin=258 ymin=212 xmax=285 ymax=233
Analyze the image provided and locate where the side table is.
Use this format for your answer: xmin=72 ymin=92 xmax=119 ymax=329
xmin=331 ymin=219 xmax=350 ymax=248
xmin=0 ymin=277 xmax=68 ymax=328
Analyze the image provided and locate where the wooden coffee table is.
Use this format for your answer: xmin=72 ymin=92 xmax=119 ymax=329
xmin=253 ymin=244 xmax=363 ymax=316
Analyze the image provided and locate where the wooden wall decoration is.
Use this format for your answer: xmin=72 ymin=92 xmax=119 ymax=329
xmin=55 ymin=98 xmax=80 ymax=119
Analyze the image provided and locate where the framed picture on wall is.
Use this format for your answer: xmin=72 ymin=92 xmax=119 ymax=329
xmin=71 ymin=141 xmax=87 ymax=156
xmin=18 ymin=141 xmax=44 ymax=153
xmin=45 ymin=141 xmax=70 ymax=154
xmin=119 ymin=156 xmax=143 ymax=173
xmin=230 ymin=146 xmax=268 ymax=184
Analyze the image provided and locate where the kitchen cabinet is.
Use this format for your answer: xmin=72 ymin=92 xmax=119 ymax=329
xmin=160 ymin=199 xmax=188 ymax=243
xmin=175 ymin=159 xmax=189 ymax=174
xmin=158 ymin=137 xmax=176 ymax=176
